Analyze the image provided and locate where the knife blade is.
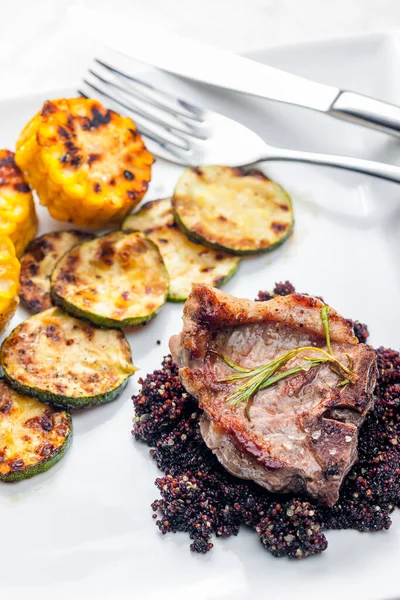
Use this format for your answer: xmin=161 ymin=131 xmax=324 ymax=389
xmin=72 ymin=7 xmax=400 ymax=137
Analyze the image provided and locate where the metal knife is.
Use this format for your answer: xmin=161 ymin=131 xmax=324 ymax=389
xmin=74 ymin=7 xmax=400 ymax=137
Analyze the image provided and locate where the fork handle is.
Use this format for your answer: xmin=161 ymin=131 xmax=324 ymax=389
xmin=263 ymin=147 xmax=400 ymax=184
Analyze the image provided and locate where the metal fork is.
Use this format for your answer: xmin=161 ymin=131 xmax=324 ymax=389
xmin=80 ymin=59 xmax=400 ymax=184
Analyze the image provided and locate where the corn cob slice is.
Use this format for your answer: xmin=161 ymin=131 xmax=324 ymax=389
xmin=0 ymin=150 xmax=37 ymax=257
xmin=15 ymin=98 xmax=154 ymax=228
xmin=0 ymin=235 xmax=20 ymax=332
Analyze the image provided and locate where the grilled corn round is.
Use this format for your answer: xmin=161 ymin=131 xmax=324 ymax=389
xmin=0 ymin=236 xmax=20 ymax=332
xmin=0 ymin=150 xmax=37 ymax=257
xmin=15 ymin=98 xmax=154 ymax=228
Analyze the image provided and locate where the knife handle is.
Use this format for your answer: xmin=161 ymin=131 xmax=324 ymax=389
xmin=329 ymin=91 xmax=400 ymax=137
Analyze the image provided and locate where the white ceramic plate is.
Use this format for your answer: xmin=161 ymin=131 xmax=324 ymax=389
xmin=1 ymin=32 xmax=400 ymax=600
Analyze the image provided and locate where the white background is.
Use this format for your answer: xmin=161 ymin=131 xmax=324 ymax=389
xmin=3 ymin=0 xmax=400 ymax=96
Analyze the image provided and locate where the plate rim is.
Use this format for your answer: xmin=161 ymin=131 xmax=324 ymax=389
xmin=246 ymin=27 xmax=400 ymax=58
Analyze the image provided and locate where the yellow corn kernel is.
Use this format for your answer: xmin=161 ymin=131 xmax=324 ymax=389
xmin=0 ymin=150 xmax=38 ymax=258
xmin=0 ymin=236 xmax=20 ymax=331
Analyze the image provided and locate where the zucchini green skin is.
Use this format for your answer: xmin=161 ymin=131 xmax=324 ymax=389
xmin=172 ymin=196 xmax=294 ymax=256
xmin=51 ymin=289 xmax=163 ymax=328
xmin=3 ymin=372 xmax=129 ymax=410
xmin=0 ymin=418 xmax=72 ymax=482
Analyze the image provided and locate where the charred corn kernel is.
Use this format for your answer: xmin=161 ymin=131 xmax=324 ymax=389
xmin=0 ymin=150 xmax=38 ymax=258
xmin=0 ymin=236 xmax=20 ymax=331
xmin=16 ymin=98 xmax=154 ymax=228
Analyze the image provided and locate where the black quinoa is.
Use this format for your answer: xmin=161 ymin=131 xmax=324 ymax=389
xmin=132 ymin=283 xmax=400 ymax=559
xmin=257 ymin=280 xmax=295 ymax=301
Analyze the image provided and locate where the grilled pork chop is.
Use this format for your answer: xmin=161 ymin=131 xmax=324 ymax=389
xmin=170 ymin=285 xmax=377 ymax=506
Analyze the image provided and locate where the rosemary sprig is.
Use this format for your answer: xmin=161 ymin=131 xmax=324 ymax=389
xmin=211 ymin=306 xmax=357 ymax=419
xmin=321 ymin=305 xmax=332 ymax=354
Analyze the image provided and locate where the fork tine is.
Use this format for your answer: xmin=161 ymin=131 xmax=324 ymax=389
xmin=87 ymin=68 xmax=208 ymax=141
xmin=94 ymin=58 xmax=205 ymax=122
xmin=79 ymin=87 xmax=196 ymax=165
xmin=79 ymin=78 xmax=208 ymax=165
xmin=136 ymin=126 xmax=198 ymax=163
xmin=82 ymin=77 xmax=193 ymax=151
xmin=81 ymin=57 xmax=210 ymax=165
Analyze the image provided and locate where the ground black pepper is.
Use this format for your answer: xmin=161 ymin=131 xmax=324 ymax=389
xmin=132 ymin=283 xmax=400 ymax=559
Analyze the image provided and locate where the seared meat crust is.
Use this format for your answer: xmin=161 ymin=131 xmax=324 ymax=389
xmin=170 ymin=285 xmax=377 ymax=506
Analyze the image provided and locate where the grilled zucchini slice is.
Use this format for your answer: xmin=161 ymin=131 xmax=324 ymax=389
xmin=0 ymin=149 xmax=37 ymax=257
xmin=51 ymin=231 xmax=168 ymax=327
xmin=20 ymin=230 xmax=95 ymax=314
xmin=1 ymin=307 xmax=136 ymax=409
xmin=172 ymin=166 xmax=294 ymax=255
xmin=122 ymin=198 xmax=240 ymax=301
xmin=15 ymin=98 xmax=153 ymax=227
xmin=0 ymin=380 xmax=72 ymax=482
